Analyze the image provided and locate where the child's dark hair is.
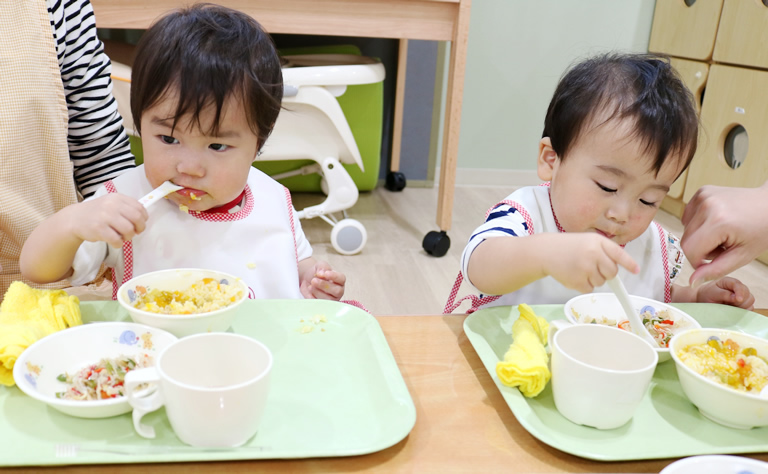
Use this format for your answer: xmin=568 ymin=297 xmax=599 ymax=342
xmin=542 ymin=52 xmax=698 ymax=175
xmin=130 ymin=3 xmax=283 ymax=150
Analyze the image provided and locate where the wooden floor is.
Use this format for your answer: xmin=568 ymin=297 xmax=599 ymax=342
xmin=295 ymin=184 xmax=768 ymax=315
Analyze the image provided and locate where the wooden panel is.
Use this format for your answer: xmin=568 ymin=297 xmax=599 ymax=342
xmin=666 ymin=58 xmax=709 ymax=202
xmin=660 ymin=194 xmax=687 ymax=218
xmin=436 ymin=0 xmax=471 ymax=230
xmin=758 ymin=249 xmax=768 ymax=266
xmin=648 ymin=0 xmax=724 ymax=61
xmin=683 ymin=65 xmax=768 ymax=205
xmin=713 ymin=0 xmax=768 ymax=69
xmin=91 ymin=0 xmax=458 ymax=41
xmin=389 ymin=40 xmax=409 ymax=172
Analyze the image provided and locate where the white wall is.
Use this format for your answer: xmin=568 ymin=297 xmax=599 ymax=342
xmin=448 ymin=0 xmax=656 ymax=185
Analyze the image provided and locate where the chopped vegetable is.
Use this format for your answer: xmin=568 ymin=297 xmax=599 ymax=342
xmin=56 ymin=354 xmax=152 ymax=401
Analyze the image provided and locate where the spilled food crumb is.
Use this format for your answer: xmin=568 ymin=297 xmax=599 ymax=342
xmin=179 ymin=205 xmax=189 ymax=213
xmin=311 ymin=314 xmax=327 ymax=324
xmin=298 ymin=313 xmax=328 ymax=334
xmin=246 ymin=263 xmax=257 ymax=270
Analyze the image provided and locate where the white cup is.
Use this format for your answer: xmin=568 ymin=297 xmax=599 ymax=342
xmin=549 ymin=320 xmax=658 ymax=430
xmin=125 ymin=333 xmax=272 ymax=447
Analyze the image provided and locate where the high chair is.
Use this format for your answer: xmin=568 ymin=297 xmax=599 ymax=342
xmin=110 ymin=53 xmax=385 ymax=256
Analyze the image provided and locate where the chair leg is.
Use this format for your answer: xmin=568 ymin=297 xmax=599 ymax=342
xmin=296 ymin=157 xmax=359 ymax=219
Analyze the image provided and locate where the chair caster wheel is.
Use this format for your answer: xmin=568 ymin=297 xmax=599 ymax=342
xmin=331 ymin=218 xmax=367 ymax=255
xmin=385 ymin=171 xmax=406 ymax=191
xmin=422 ymin=230 xmax=450 ymax=257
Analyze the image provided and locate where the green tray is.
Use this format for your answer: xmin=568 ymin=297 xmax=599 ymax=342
xmin=464 ymin=303 xmax=768 ymax=462
xmin=1 ymin=300 xmax=415 ymax=466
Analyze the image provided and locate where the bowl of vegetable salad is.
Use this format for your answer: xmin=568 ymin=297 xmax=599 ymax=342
xmin=13 ymin=322 xmax=177 ymax=418
xmin=670 ymin=328 xmax=768 ymax=430
xmin=564 ymin=293 xmax=700 ymax=363
xmin=117 ymin=268 xmax=249 ymax=337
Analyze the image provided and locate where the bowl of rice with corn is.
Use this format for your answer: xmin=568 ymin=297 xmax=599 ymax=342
xmin=117 ymin=268 xmax=249 ymax=337
xmin=669 ymin=327 xmax=768 ymax=430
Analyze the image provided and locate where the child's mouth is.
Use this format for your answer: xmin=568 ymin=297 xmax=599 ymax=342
xmin=175 ymin=188 xmax=207 ymax=200
xmin=596 ymin=229 xmax=616 ymax=240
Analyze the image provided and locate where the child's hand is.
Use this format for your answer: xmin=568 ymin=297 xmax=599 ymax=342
xmin=544 ymin=233 xmax=640 ymax=294
xmin=695 ymin=277 xmax=755 ymax=310
xmin=299 ymin=260 xmax=346 ymax=301
xmin=73 ymin=194 xmax=148 ymax=248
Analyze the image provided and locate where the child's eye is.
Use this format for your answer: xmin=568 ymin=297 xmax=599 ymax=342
xmin=160 ymin=135 xmax=178 ymax=145
xmin=597 ymin=183 xmax=616 ymax=193
xmin=640 ymin=199 xmax=658 ymax=208
xmin=210 ymin=143 xmax=229 ymax=151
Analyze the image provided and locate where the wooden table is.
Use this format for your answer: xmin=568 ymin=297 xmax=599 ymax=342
xmin=7 ymin=311 xmax=768 ymax=473
xmin=90 ymin=0 xmax=472 ymax=255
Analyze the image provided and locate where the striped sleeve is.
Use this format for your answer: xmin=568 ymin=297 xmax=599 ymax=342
xmin=460 ymin=201 xmax=533 ymax=285
xmin=47 ymin=0 xmax=135 ymax=198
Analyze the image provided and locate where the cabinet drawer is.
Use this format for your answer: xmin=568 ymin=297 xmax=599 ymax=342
xmin=713 ymin=0 xmax=768 ymax=69
xmin=648 ymin=0 xmax=724 ymax=61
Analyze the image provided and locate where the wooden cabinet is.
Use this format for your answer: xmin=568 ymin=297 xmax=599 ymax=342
xmin=713 ymin=0 xmax=768 ymax=69
xmin=648 ymin=0 xmax=724 ymax=61
xmin=682 ymin=63 xmax=768 ymax=265
xmin=651 ymin=0 xmax=768 ymax=217
xmin=683 ymin=65 xmax=768 ymax=199
xmin=651 ymin=0 xmax=768 ymax=263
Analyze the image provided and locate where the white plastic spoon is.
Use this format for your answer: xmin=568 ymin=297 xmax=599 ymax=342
xmin=137 ymin=181 xmax=183 ymax=208
xmin=606 ymin=276 xmax=659 ymax=347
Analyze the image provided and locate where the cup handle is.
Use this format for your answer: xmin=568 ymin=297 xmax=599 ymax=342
xmin=125 ymin=367 xmax=163 ymax=439
xmin=547 ymin=319 xmax=574 ymax=351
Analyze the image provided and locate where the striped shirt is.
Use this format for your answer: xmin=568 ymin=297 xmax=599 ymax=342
xmin=459 ymin=185 xmax=684 ymax=307
xmin=47 ymin=0 xmax=135 ymax=198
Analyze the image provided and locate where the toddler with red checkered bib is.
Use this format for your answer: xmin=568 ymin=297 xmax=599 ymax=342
xmin=21 ymin=4 xmax=346 ymax=303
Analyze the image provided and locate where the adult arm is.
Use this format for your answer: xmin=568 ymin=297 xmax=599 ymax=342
xmin=48 ymin=0 xmax=135 ymax=198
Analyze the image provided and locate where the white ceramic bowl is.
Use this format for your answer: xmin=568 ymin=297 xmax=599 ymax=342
xmin=117 ymin=268 xmax=249 ymax=338
xmin=669 ymin=328 xmax=768 ymax=430
xmin=661 ymin=455 xmax=768 ymax=474
xmin=564 ymin=293 xmax=700 ymax=363
xmin=13 ymin=322 xmax=177 ymax=418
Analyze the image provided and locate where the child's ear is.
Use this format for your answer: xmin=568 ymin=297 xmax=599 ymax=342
xmin=537 ymin=137 xmax=558 ymax=181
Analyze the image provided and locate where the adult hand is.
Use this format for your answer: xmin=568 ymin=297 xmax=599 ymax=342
xmin=681 ymin=183 xmax=768 ymax=287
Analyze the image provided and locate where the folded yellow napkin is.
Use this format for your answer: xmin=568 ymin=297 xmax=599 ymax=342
xmin=495 ymin=303 xmax=550 ymax=398
xmin=0 ymin=282 xmax=82 ymax=386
